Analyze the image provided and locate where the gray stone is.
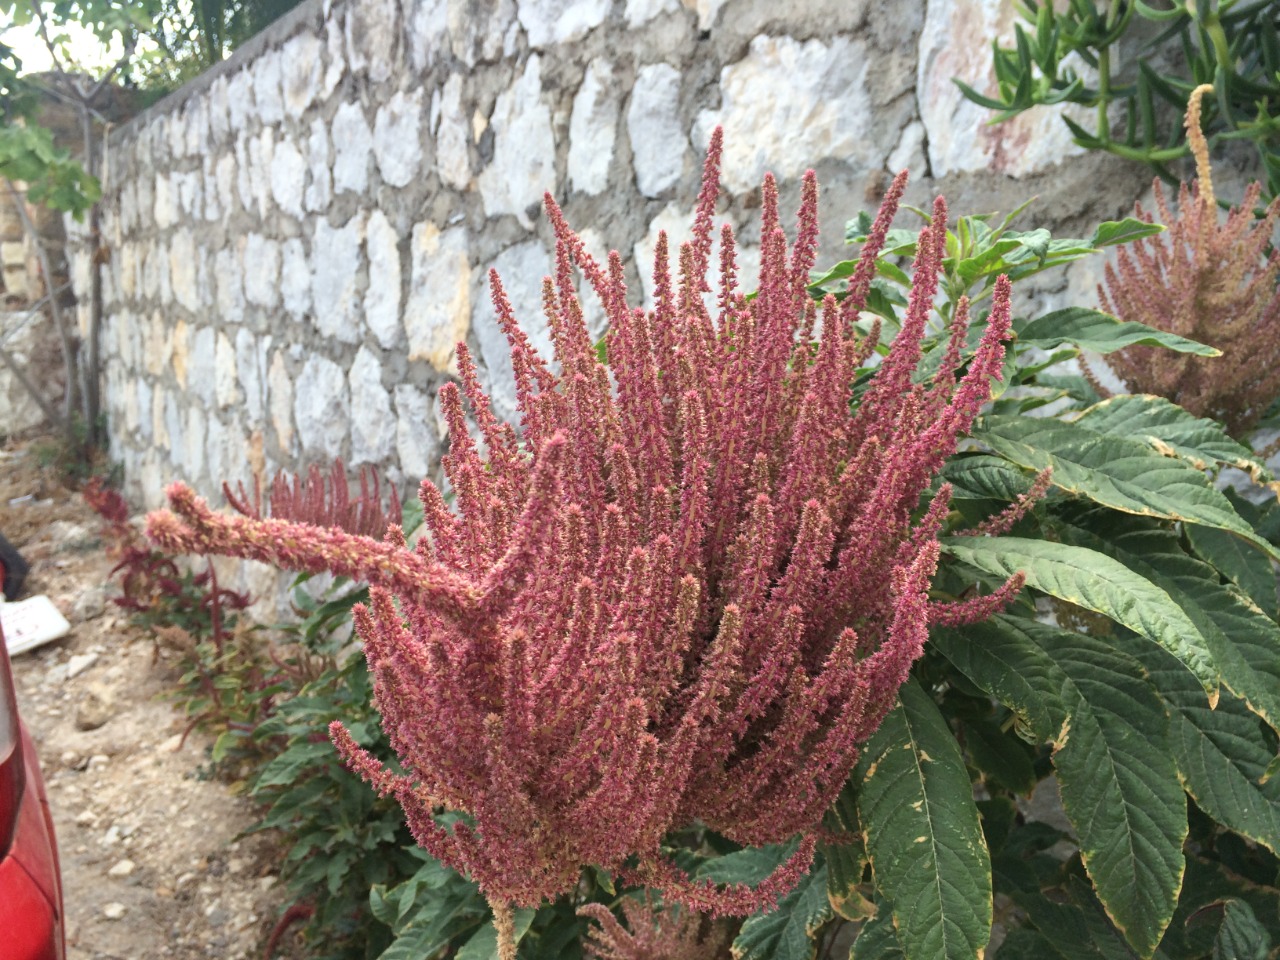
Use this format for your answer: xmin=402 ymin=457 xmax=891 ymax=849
xmin=409 ymin=0 xmax=447 ymax=69
xmin=694 ymin=35 xmax=874 ymax=192
xmin=517 ymin=0 xmax=608 ymax=47
xmin=434 ymin=75 xmax=471 ymax=189
xmin=164 ymin=391 xmax=182 ymax=457
xmin=243 ymin=233 xmax=282 ymax=309
xmin=215 ymin=332 xmax=240 ymax=409
xmin=568 ymin=58 xmax=617 ymax=195
xmin=349 ymin=347 xmax=395 ymax=465
xmin=249 ymin=128 xmax=276 ymax=217
xmin=202 ymin=156 xmax=221 ymax=222
xmin=295 ymin=354 xmax=349 ymax=459
xmin=281 ymin=238 xmax=311 ymax=317
xmin=627 ymin=63 xmax=684 ymax=198
xmin=372 ymin=89 xmax=424 ymax=188
xmin=168 ymin=230 xmax=198 ymax=310
xmin=345 ymin=0 xmax=399 ymax=83
xmin=323 ymin=16 xmax=346 ymax=97
xmin=446 ymin=0 xmax=516 ymax=66
xmin=268 ymin=349 xmax=295 ymax=453
xmin=235 ymin=329 xmax=265 ymax=421
xmin=216 ymin=153 xmax=237 ymax=216
xmin=234 ymin=132 xmax=254 ymax=212
xmin=153 ymin=174 xmax=176 ymax=229
xmin=332 ymin=102 xmax=372 ymax=194
xmin=886 ymin=119 xmax=928 ymax=180
xmin=478 ymin=55 xmax=555 ymax=228
xmin=405 ymin=223 xmax=471 ymax=371
xmin=254 ymin=50 xmax=285 ymax=126
xmin=189 ymin=327 xmax=217 ymax=405
xmin=311 ymin=213 xmax=366 ymax=343
xmin=66 ymin=652 xmax=98 ymax=679
xmin=394 ymin=384 xmax=438 ymax=481
xmin=226 ymin=69 xmax=254 ymax=132
xmin=624 ymin=0 xmax=681 ymax=25
xmin=918 ymin=0 xmax=1089 ymax=176
xmin=270 ymin=139 xmax=307 ymax=219
xmin=281 ymin=33 xmax=323 ymax=115
xmin=185 ymin=405 xmax=206 ymax=481
xmin=215 ymin=243 xmax=245 ymax=325
xmin=305 ymin=118 xmax=332 ymax=212
xmin=207 ymin=76 xmax=230 ymax=143
xmin=365 ymin=210 xmax=403 ymax=349
xmin=473 ymin=239 xmax=553 ymax=419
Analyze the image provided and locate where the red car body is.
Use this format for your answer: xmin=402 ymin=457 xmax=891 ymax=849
xmin=0 ymin=622 xmax=65 ymax=960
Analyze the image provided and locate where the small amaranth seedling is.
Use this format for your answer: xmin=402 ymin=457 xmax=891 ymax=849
xmin=147 ymin=130 xmax=1020 ymax=957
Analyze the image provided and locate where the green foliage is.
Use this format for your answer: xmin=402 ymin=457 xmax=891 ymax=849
xmin=955 ymin=0 xmax=1280 ymax=204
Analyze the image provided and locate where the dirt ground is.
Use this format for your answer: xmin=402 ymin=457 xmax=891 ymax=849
xmin=1 ymin=438 xmax=297 ymax=960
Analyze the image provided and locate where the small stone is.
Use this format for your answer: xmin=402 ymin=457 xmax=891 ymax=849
xmin=517 ymin=0 xmax=608 ymax=47
xmin=348 ymin=347 xmax=395 ymax=465
xmin=72 ymin=587 xmax=107 ymax=622
xmin=60 ymin=750 xmax=82 ymax=769
xmin=65 ymin=653 xmax=99 ymax=680
xmin=478 ymin=56 xmax=555 ymax=228
xmin=75 ymin=809 xmax=97 ymax=826
xmin=102 ymin=902 xmax=126 ymax=921
xmin=628 ymin=63 xmax=684 ymax=197
xmin=311 ymin=213 xmax=366 ymax=344
xmin=372 ymin=89 xmax=424 ymax=188
xmin=108 ymin=859 xmax=136 ymax=878
xmin=160 ymin=733 xmax=184 ymax=753
xmin=332 ymin=102 xmax=372 ymax=194
xmin=74 ymin=691 xmax=113 ymax=731
xmin=568 ymin=58 xmax=617 ymax=195
xmin=294 ymin=355 xmax=350 ymax=459
xmin=258 ymin=876 xmax=277 ymax=891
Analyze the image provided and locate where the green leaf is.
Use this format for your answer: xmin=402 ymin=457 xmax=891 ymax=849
xmin=1212 ymin=899 xmax=1271 ymax=960
xmin=851 ymin=900 xmax=905 ymax=960
xmin=731 ymin=863 xmax=832 ymax=960
xmin=1089 ymin=218 xmax=1165 ymax=247
xmin=1071 ymin=395 xmax=1269 ymax=479
xmin=939 ymin=536 xmax=1220 ymax=696
xmin=1126 ymin=638 xmax=1280 ymax=856
xmin=1016 ymin=307 xmax=1220 ymax=356
xmin=855 ymin=679 xmax=992 ymax=960
xmin=694 ymin=838 xmax=800 ymax=886
xmin=962 ymin=716 xmax=1038 ymax=794
xmin=1186 ymin=524 xmax=1280 ymax=620
xmin=1162 ymin=856 xmax=1280 ymax=960
xmin=975 ymin=415 xmax=1278 ymax=562
xmin=941 ymin=454 xmax=1037 ymax=501
xmin=454 ymin=909 xmax=537 ymax=960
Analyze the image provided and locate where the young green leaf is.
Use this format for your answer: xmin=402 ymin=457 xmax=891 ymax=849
xmin=731 ymin=863 xmax=833 ymax=960
xmin=1016 ymin=308 xmax=1220 ymax=356
xmin=855 ymin=680 xmax=992 ymax=960
xmin=1212 ymin=899 xmax=1271 ymax=960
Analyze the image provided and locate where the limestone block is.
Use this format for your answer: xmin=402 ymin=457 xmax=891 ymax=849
xmin=918 ymin=0 xmax=1089 ymax=176
xmin=281 ymin=238 xmax=312 ymax=317
xmin=409 ymin=0 xmax=447 ymax=69
xmin=405 ymin=222 xmax=470 ymax=371
xmin=345 ymin=0 xmax=399 ymax=83
xmin=271 ymin=139 xmax=307 ymax=218
xmin=311 ymin=213 xmax=366 ymax=344
xmin=185 ymin=405 xmax=206 ymax=482
xmin=153 ymin=174 xmax=176 ymax=229
xmin=394 ymin=384 xmax=438 ymax=482
xmin=226 ymin=69 xmax=254 ymax=132
xmin=208 ymin=76 xmax=230 ymax=143
xmin=478 ymin=56 xmax=555 ymax=229
xmin=243 ymin=233 xmax=282 ymax=309
xmin=254 ymin=50 xmax=285 ymax=126
xmin=365 ymin=210 xmax=403 ymax=349
xmin=175 ymin=170 xmax=202 ymax=218
xmin=169 ymin=230 xmax=199 ymax=311
xmin=694 ymin=35 xmax=874 ymax=192
xmin=332 ymin=102 xmax=373 ymax=194
xmin=203 ymin=156 xmax=222 ymax=222
xmin=684 ymin=0 xmax=728 ymax=29
xmin=249 ymin=128 xmax=276 ymax=218
xmin=323 ymin=16 xmax=346 ymax=97
xmin=164 ymin=390 xmax=182 ymax=454
xmin=446 ymin=0 xmax=516 ymax=67
xmin=434 ymin=75 xmax=472 ymax=189
xmin=171 ymin=318 xmax=189 ymax=388
xmin=628 ymin=63 xmax=684 ymax=198
xmin=281 ymin=33 xmax=324 ymax=115
xmin=144 ymin=310 xmax=172 ymax=378
xmin=568 ymin=58 xmax=617 ymax=195
xmin=152 ymin=385 xmax=169 ymax=449
xmin=167 ymin=107 xmax=187 ymax=158
xmin=215 ymin=331 xmax=240 ymax=409
xmin=119 ymin=181 xmax=138 ymax=232
xmin=373 ymin=88 xmax=424 ymax=189
xmin=235 ymin=329 xmax=268 ymax=422
xmin=887 ymin=119 xmax=928 ymax=180
xmin=189 ymin=328 xmax=217 ymax=405
xmin=136 ymin=378 xmax=153 ymax=442
xmin=186 ymin=98 xmax=208 ymax=157
xmin=349 ymin=346 xmax=395 ymax=465
xmin=216 ymin=153 xmax=238 ymax=216
xmin=472 ymin=239 xmax=553 ymax=419
xmin=517 ymin=0 xmax=608 ymax=47
xmin=267 ymin=349 xmax=294 ymax=453
xmin=305 ymin=118 xmax=333 ymax=212
xmin=294 ymin=354 xmax=349 ymax=459
xmin=118 ymin=242 xmax=137 ymax=300
xmin=235 ymin=132 xmax=254 ymax=212
xmin=206 ymin=414 xmax=249 ymax=491
xmin=215 ymin=244 xmax=246 ymax=324
xmin=625 ymin=0 xmax=681 ymax=25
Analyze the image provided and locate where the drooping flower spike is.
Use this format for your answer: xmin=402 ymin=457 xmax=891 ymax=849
xmin=147 ymin=129 xmax=1018 ymax=957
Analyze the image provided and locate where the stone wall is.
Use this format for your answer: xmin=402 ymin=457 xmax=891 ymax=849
xmin=82 ymin=0 xmax=1156 ymax=591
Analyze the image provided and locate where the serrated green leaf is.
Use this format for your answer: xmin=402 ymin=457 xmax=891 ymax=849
xmin=1213 ymin=899 xmax=1271 ymax=960
xmin=731 ymin=863 xmax=831 ymax=960
xmin=1017 ymin=308 xmax=1219 ymax=356
xmin=939 ymin=536 xmax=1220 ymax=696
xmin=454 ymin=909 xmax=537 ymax=960
xmin=1163 ymin=856 xmax=1280 ymax=960
xmin=1186 ymin=524 xmax=1279 ymax=620
xmin=975 ymin=415 xmax=1278 ymax=562
xmin=855 ymin=680 xmax=991 ymax=960
xmin=962 ymin=716 xmax=1038 ymax=794
xmin=695 ymin=838 xmax=800 ymax=886
xmin=1072 ymin=395 xmax=1269 ymax=479
xmin=851 ymin=899 xmax=905 ymax=960
xmin=942 ymin=454 xmax=1037 ymax=501
xmin=1090 ymin=218 xmax=1166 ymax=247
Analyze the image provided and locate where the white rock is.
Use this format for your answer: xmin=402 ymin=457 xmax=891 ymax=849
xmin=243 ymin=233 xmax=282 ymax=309
xmin=214 ymin=244 xmax=245 ymax=325
xmin=248 ymin=127 xmax=276 ymax=217
xmin=281 ymin=33 xmax=323 ymax=115
xmin=280 ymin=238 xmax=311 ymax=317
xmin=102 ymin=902 xmax=126 ymax=921
xmin=568 ymin=58 xmax=617 ymax=195
xmin=108 ymin=859 xmax=135 ymax=878
xmin=215 ymin=153 xmax=237 ymax=216
xmin=517 ymin=0 xmax=608 ymax=47
xmin=447 ymin=0 xmax=515 ymax=66
xmin=311 ymin=213 xmax=366 ymax=344
xmin=202 ymin=157 xmax=221 ymax=222
xmin=294 ymin=354 xmax=349 ymax=459
xmin=394 ymin=384 xmax=438 ymax=481
xmin=625 ymin=0 xmax=681 ymax=24
xmin=188 ymin=327 xmax=217 ymax=405
xmin=185 ymin=405 xmax=206 ymax=481
xmin=686 ymin=0 xmax=728 ymax=29
xmin=917 ymin=0 xmax=1090 ymax=176
xmin=153 ymin=175 xmax=175 ymax=229
xmin=235 ymin=329 xmax=266 ymax=422
xmin=270 ymin=139 xmax=307 ymax=219
xmin=472 ymin=240 xmax=553 ymax=419
xmin=694 ymin=35 xmax=874 ymax=192
xmin=332 ymin=102 xmax=373 ymax=194
xmin=168 ymin=230 xmax=198 ymax=310
xmin=323 ymin=16 xmax=346 ymax=97
xmin=365 ymin=210 xmax=403 ymax=349
xmin=628 ymin=63 xmax=684 ymax=197
xmin=65 ymin=653 xmax=99 ymax=680
xmin=349 ymin=347 xmax=395 ymax=465
xmin=409 ymin=0 xmax=447 ymax=69
xmin=215 ymin=332 xmax=239 ymax=409
xmin=404 ymin=223 xmax=471 ymax=371
xmin=305 ymin=118 xmax=333 ymax=212
xmin=478 ymin=55 xmax=555 ymax=228
xmin=372 ymin=89 xmax=424 ymax=188
xmin=434 ymin=74 xmax=471 ymax=190
xmin=268 ymin=350 xmax=294 ymax=453
xmin=207 ymin=76 xmax=230 ymax=143
xmin=254 ymin=50 xmax=285 ymax=126
xmin=886 ymin=119 xmax=928 ymax=179
xmin=345 ymin=0 xmax=398 ymax=83
xmin=226 ymin=69 xmax=254 ymax=131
